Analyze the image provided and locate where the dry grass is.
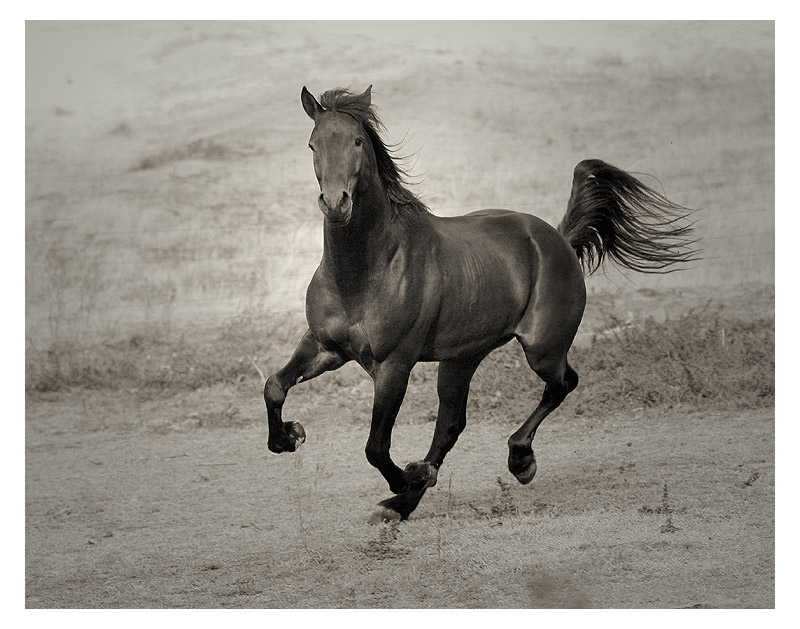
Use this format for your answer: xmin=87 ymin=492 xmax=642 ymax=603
xmin=26 ymin=289 xmax=775 ymax=421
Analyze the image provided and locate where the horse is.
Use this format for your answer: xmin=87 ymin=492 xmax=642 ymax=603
xmin=264 ymin=85 xmax=697 ymax=524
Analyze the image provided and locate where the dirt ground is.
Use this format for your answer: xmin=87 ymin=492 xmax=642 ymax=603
xmin=25 ymin=385 xmax=774 ymax=608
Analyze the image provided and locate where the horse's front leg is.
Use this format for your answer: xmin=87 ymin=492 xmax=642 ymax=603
xmin=264 ymin=329 xmax=348 ymax=453
xmin=368 ymin=357 xmax=483 ymax=524
xmin=364 ymin=361 xmax=414 ymax=495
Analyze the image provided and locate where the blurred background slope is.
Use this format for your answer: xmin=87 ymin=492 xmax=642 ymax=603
xmin=25 ymin=21 xmax=774 ymax=352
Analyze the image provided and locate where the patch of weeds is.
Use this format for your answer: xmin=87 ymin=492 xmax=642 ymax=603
xmin=491 ymin=476 xmax=518 ymax=519
xmin=573 ymin=305 xmax=774 ymax=410
xmin=233 ymin=577 xmax=262 ymax=597
xmin=363 ymin=523 xmax=408 ymax=560
xmin=658 ymin=484 xmax=680 ymax=533
xmin=742 ymin=471 xmax=760 ymax=488
xmin=27 ymin=324 xmax=269 ymax=396
xmin=638 ymin=480 xmax=685 ymax=517
xmin=474 ymin=304 xmax=773 ymax=417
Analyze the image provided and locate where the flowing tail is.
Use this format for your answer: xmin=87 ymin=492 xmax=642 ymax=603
xmin=558 ymin=159 xmax=700 ymax=275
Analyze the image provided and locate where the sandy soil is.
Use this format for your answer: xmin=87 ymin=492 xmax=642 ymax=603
xmin=25 ymin=385 xmax=774 ymax=608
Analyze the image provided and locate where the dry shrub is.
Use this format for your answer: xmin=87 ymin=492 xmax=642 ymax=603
xmin=572 ymin=306 xmax=774 ymax=410
xmin=26 ymin=304 xmax=774 ymax=414
xmin=468 ymin=304 xmax=773 ymax=418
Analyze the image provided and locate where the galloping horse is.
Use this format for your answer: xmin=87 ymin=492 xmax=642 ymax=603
xmin=264 ymin=86 xmax=697 ymax=524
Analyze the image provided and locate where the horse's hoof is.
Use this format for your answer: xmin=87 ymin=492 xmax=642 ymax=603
xmin=404 ymin=461 xmax=438 ymax=489
xmin=267 ymin=421 xmax=306 ymax=453
xmin=513 ymin=460 xmax=537 ymax=485
xmin=286 ymin=421 xmax=306 ymax=447
xmin=368 ymin=505 xmax=402 ymax=525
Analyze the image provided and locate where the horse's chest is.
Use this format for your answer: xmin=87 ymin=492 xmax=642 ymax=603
xmin=307 ymin=270 xmax=420 ymax=369
xmin=313 ymin=313 xmax=381 ymax=371
xmin=307 ymin=294 xmax=382 ymax=366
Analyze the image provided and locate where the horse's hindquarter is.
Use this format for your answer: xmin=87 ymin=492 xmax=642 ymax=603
xmin=423 ymin=210 xmax=582 ymax=360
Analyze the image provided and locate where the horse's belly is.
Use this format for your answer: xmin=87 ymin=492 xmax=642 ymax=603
xmin=422 ymin=283 xmax=528 ymax=360
xmin=424 ymin=317 xmax=519 ymax=360
xmin=422 ymin=333 xmax=516 ymax=361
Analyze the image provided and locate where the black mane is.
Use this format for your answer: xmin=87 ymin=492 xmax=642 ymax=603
xmin=318 ymin=88 xmax=429 ymax=219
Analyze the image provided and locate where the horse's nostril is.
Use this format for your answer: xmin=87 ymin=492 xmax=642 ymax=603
xmin=320 ymin=191 xmax=350 ymax=212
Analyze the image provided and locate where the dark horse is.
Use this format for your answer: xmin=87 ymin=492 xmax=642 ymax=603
xmin=265 ymin=85 xmax=697 ymax=524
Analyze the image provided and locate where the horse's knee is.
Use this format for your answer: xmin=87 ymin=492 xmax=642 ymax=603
xmin=264 ymin=374 xmax=286 ymax=407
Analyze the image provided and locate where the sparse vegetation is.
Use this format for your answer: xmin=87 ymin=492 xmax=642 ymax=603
xmin=133 ymin=138 xmax=243 ymax=171
xmin=572 ymin=305 xmax=774 ymax=410
xmin=25 ymin=21 xmax=774 ymax=609
xmin=25 ymin=400 xmax=774 ymax=608
xmin=26 ymin=302 xmax=774 ymax=416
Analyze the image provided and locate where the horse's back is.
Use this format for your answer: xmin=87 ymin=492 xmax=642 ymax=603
xmin=439 ymin=208 xmax=561 ymax=240
xmin=431 ymin=209 xmax=581 ymax=275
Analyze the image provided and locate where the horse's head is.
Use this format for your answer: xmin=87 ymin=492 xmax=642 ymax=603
xmin=301 ymin=85 xmax=374 ymax=227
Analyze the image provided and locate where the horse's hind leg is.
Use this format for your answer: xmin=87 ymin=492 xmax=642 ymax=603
xmin=369 ymin=357 xmax=481 ymax=524
xmin=508 ymin=236 xmax=585 ymax=483
xmin=508 ymin=345 xmax=579 ymax=484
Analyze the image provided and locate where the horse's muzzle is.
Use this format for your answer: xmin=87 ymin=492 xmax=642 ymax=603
xmin=318 ymin=190 xmax=353 ymax=226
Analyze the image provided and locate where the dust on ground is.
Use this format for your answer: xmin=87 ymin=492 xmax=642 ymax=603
xmin=26 ymin=384 xmax=774 ymax=608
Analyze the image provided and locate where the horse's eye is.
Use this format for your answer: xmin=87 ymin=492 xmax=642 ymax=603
xmin=355 ymin=138 xmax=363 ymax=147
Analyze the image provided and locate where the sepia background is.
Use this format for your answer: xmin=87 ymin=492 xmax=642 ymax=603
xmin=26 ymin=21 xmax=774 ymax=608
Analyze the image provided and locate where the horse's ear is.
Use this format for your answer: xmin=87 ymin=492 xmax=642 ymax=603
xmin=301 ymin=86 xmax=324 ymax=120
xmin=355 ymin=85 xmax=373 ymax=107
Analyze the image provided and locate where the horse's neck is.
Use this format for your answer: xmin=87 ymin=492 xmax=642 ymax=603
xmin=322 ymin=184 xmax=399 ymax=291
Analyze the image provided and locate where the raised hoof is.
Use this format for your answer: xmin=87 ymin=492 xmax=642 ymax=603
xmin=368 ymin=505 xmax=402 ymax=525
xmin=513 ymin=459 xmax=538 ymax=485
xmin=404 ymin=461 xmax=438 ymax=489
xmin=267 ymin=421 xmax=306 ymax=453
xmin=286 ymin=421 xmax=306 ymax=446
